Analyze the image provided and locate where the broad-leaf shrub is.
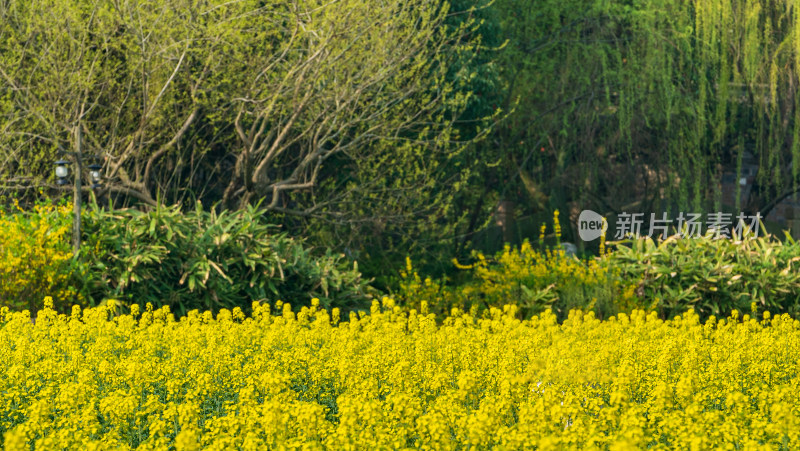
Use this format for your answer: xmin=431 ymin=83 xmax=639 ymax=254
xmin=604 ymin=231 xmax=800 ymax=319
xmin=399 ymin=209 xmax=800 ymax=321
xmin=0 ymin=200 xmax=83 ymax=312
xmin=79 ymin=203 xmax=373 ymax=315
xmin=0 ymin=201 xmax=373 ymax=315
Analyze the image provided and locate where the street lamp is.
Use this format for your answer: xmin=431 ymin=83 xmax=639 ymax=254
xmin=55 ymin=160 xmax=70 ymax=185
xmin=54 ymin=145 xmax=103 ymax=256
xmin=88 ymin=163 xmax=103 ymax=189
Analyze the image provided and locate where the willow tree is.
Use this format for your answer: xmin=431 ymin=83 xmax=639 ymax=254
xmin=488 ymin=0 xmax=800 ymax=240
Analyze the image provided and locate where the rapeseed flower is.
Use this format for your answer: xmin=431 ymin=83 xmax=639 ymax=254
xmin=0 ymin=301 xmax=797 ymax=449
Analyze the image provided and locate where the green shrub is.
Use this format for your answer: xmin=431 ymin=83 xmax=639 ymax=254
xmin=394 ymin=211 xmax=800 ymax=322
xmin=603 ymin=230 xmax=800 ymax=319
xmin=78 ymin=202 xmax=374 ymax=316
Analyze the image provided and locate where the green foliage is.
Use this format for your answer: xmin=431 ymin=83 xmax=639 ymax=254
xmin=604 ymin=231 xmax=800 ymax=320
xmin=394 ymin=211 xmax=800 ymax=323
xmin=77 ymin=203 xmax=373 ymax=316
xmin=290 ymin=0 xmax=505 ymax=286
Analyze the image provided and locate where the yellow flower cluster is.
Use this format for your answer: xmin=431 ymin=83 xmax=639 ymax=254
xmin=1 ymin=300 xmax=799 ymax=450
xmin=398 ymin=209 xmax=635 ymax=320
xmin=553 ymin=209 xmax=561 ymax=241
xmin=398 ymin=256 xmax=449 ymax=310
xmin=450 ymin=240 xmax=640 ymax=318
xmin=0 ymin=201 xmax=79 ymax=312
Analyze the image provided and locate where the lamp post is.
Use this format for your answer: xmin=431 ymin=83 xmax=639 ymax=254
xmin=54 ymin=161 xmax=70 ymax=184
xmin=88 ymin=164 xmax=103 ymax=189
xmin=54 ymin=128 xmax=103 ymax=256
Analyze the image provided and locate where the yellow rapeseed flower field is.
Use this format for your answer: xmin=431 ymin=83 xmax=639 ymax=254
xmin=2 ymin=297 xmax=800 ymax=450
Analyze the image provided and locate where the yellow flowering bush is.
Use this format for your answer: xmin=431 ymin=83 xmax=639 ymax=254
xmin=396 ymin=210 xmax=640 ymax=320
xmin=451 ymin=241 xmax=640 ymax=319
xmin=0 ymin=200 xmax=82 ymax=312
xmin=2 ymin=298 xmax=800 ymax=449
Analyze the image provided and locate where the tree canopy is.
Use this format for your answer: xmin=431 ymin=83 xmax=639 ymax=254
xmin=6 ymin=0 xmax=800 ymax=278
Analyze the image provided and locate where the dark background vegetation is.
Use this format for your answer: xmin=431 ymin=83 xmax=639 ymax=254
xmin=4 ymin=0 xmax=800 ymax=316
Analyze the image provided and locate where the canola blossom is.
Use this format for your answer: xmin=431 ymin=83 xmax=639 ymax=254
xmin=2 ymin=298 xmax=800 ymax=450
